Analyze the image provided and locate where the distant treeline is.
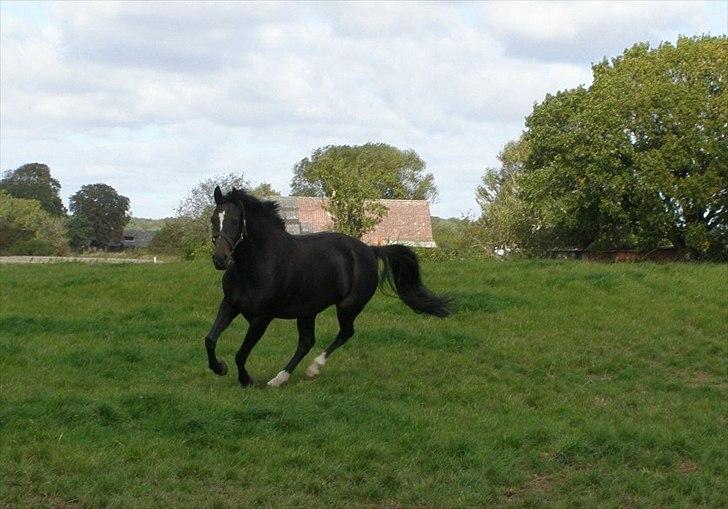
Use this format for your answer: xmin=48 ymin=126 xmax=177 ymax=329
xmin=126 ymin=217 xmax=170 ymax=232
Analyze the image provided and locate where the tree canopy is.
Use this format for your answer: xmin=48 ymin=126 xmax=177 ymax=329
xmin=291 ymin=143 xmax=437 ymax=201
xmin=69 ymin=184 xmax=131 ymax=248
xmin=480 ymin=35 xmax=727 ymax=259
xmin=0 ymin=163 xmax=66 ymax=216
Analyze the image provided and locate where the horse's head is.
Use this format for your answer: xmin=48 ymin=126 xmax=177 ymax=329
xmin=211 ymin=185 xmax=247 ymax=270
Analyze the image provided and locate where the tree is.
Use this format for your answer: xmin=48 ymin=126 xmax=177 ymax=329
xmin=0 ymin=163 xmax=66 ymax=216
xmin=69 ymin=184 xmax=131 ymax=248
xmin=250 ymin=182 xmax=281 ymax=199
xmin=66 ymin=214 xmax=93 ymax=251
xmin=493 ymin=36 xmax=727 ymax=258
xmin=476 ymin=138 xmax=543 ymax=254
xmin=290 ymin=144 xmax=437 ymax=238
xmin=0 ymin=190 xmax=68 ymax=255
xmin=176 ymin=173 xmax=280 ymax=218
xmin=326 ymin=179 xmax=389 ymax=239
xmin=291 ymin=143 xmax=437 ymax=201
xmin=476 ymin=139 xmax=530 ymax=210
xmin=176 ymin=173 xmax=251 ymax=219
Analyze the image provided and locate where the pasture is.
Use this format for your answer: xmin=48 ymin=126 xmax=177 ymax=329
xmin=1 ymin=259 xmax=726 ymax=507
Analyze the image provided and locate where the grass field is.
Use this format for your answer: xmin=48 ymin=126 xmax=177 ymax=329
xmin=1 ymin=259 xmax=726 ymax=508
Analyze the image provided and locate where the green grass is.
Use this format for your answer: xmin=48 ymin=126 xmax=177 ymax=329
xmin=1 ymin=259 xmax=726 ymax=508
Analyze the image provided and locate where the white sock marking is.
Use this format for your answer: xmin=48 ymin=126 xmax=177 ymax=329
xmin=267 ymin=370 xmax=290 ymax=387
xmin=305 ymin=352 xmax=327 ymax=378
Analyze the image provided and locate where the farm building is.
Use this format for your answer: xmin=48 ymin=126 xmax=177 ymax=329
xmin=273 ymin=196 xmax=437 ymax=247
xmin=122 ymin=229 xmax=157 ymax=249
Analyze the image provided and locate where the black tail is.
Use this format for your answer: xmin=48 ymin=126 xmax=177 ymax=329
xmin=372 ymin=245 xmax=452 ymax=318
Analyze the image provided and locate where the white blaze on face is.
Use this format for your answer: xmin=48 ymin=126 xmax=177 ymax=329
xmin=218 ymin=210 xmax=226 ymax=231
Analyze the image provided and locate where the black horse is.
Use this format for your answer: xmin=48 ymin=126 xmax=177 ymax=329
xmin=204 ymin=186 xmax=451 ymax=387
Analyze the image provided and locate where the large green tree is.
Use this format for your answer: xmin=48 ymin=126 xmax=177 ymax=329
xmin=291 ymin=143 xmax=437 ymax=201
xmin=290 ymin=143 xmax=437 ymax=238
xmin=69 ymin=184 xmax=131 ymax=248
xmin=486 ymin=36 xmax=727 ymax=258
xmin=0 ymin=163 xmax=66 ymax=216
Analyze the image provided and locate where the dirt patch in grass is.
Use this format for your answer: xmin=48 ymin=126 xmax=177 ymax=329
xmin=677 ymin=459 xmax=700 ymax=474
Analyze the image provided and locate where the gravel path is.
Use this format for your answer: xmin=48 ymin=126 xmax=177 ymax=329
xmin=0 ymin=256 xmax=162 ymax=264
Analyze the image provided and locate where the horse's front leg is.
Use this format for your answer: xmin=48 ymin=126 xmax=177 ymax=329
xmin=236 ymin=317 xmax=272 ymax=387
xmin=205 ymin=300 xmax=238 ymax=376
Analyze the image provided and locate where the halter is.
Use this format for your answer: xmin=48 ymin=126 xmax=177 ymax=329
xmin=213 ymin=217 xmax=247 ymax=252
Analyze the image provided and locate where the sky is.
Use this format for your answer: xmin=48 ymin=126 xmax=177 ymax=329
xmin=1 ymin=1 xmax=726 ymax=219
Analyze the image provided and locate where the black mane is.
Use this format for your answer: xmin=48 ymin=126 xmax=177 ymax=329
xmin=226 ymin=189 xmax=286 ymax=231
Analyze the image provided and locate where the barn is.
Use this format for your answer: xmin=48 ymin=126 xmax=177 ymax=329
xmin=273 ymin=196 xmax=437 ymax=247
xmin=122 ymin=229 xmax=156 ymax=249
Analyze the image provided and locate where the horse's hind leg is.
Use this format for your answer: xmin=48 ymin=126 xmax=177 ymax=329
xmin=305 ymin=305 xmax=360 ymax=379
xmin=267 ymin=316 xmax=315 ymax=387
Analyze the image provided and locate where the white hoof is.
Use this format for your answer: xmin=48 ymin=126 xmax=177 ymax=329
xmin=305 ymin=353 xmax=327 ymax=378
xmin=267 ymin=370 xmax=290 ymax=387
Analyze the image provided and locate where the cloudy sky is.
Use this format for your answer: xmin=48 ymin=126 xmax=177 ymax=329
xmin=1 ymin=1 xmax=725 ymax=219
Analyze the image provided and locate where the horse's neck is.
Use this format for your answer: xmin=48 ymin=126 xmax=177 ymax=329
xmin=233 ymin=222 xmax=289 ymax=269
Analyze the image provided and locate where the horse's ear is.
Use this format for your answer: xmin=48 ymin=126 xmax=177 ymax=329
xmin=214 ymin=185 xmax=222 ymax=204
xmin=231 ymin=187 xmax=238 ymax=199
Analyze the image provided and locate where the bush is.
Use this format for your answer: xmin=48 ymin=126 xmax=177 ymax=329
xmin=149 ymin=217 xmax=211 ymax=260
xmin=425 ymin=216 xmax=492 ymax=260
xmin=0 ymin=190 xmax=69 ymax=255
xmin=4 ymin=238 xmax=56 ymax=256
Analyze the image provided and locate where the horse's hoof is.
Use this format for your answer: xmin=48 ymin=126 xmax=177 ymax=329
xmin=211 ymin=360 xmax=228 ymax=376
xmin=305 ymin=353 xmax=327 ymax=378
xmin=239 ymin=376 xmax=254 ymax=388
xmin=267 ymin=370 xmax=290 ymax=387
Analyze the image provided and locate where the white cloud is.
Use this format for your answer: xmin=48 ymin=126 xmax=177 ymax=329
xmin=1 ymin=1 xmax=723 ymax=218
xmin=478 ymin=1 xmax=711 ymax=63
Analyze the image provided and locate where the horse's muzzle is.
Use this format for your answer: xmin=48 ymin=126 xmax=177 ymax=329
xmin=212 ymin=254 xmax=232 ymax=271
